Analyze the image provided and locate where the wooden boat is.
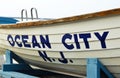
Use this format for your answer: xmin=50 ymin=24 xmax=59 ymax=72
xmin=0 ymin=8 xmax=120 ymax=77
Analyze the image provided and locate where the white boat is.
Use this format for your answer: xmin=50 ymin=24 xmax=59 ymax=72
xmin=0 ymin=8 xmax=120 ymax=77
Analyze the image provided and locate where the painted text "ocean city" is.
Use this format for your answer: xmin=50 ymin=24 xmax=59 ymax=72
xmin=7 ymin=31 xmax=109 ymax=49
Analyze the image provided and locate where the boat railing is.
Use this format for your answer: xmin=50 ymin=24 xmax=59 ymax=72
xmin=21 ymin=9 xmax=28 ymax=21
xmin=21 ymin=8 xmax=38 ymax=21
xmin=31 ymin=8 xmax=38 ymax=20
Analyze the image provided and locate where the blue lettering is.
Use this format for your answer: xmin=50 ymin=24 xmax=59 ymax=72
xmin=95 ymin=31 xmax=109 ymax=48
xmin=62 ymin=34 xmax=74 ymax=49
xmin=79 ymin=33 xmax=91 ymax=48
xmin=7 ymin=31 xmax=108 ymax=50
xmin=58 ymin=52 xmax=68 ymax=64
xmin=32 ymin=35 xmax=41 ymax=48
xmin=22 ymin=35 xmax=31 ymax=48
xmin=40 ymin=35 xmax=51 ymax=48
xmin=38 ymin=51 xmax=52 ymax=62
xmin=15 ymin=35 xmax=22 ymax=47
xmin=7 ymin=35 xmax=15 ymax=46
xmin=74 ymin=34 xmax=80 ymax=49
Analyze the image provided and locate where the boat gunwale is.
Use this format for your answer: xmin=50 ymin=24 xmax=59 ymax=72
xmin=0 ymin=8 xmax=120 ymax=28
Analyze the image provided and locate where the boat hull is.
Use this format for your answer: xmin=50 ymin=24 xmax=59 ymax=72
xmin=0 ymin=10 xmax=120 ymax=77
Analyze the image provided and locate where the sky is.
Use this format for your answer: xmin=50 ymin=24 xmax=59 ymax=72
xmin=0 ymin=0 xmax=120 ymax=18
